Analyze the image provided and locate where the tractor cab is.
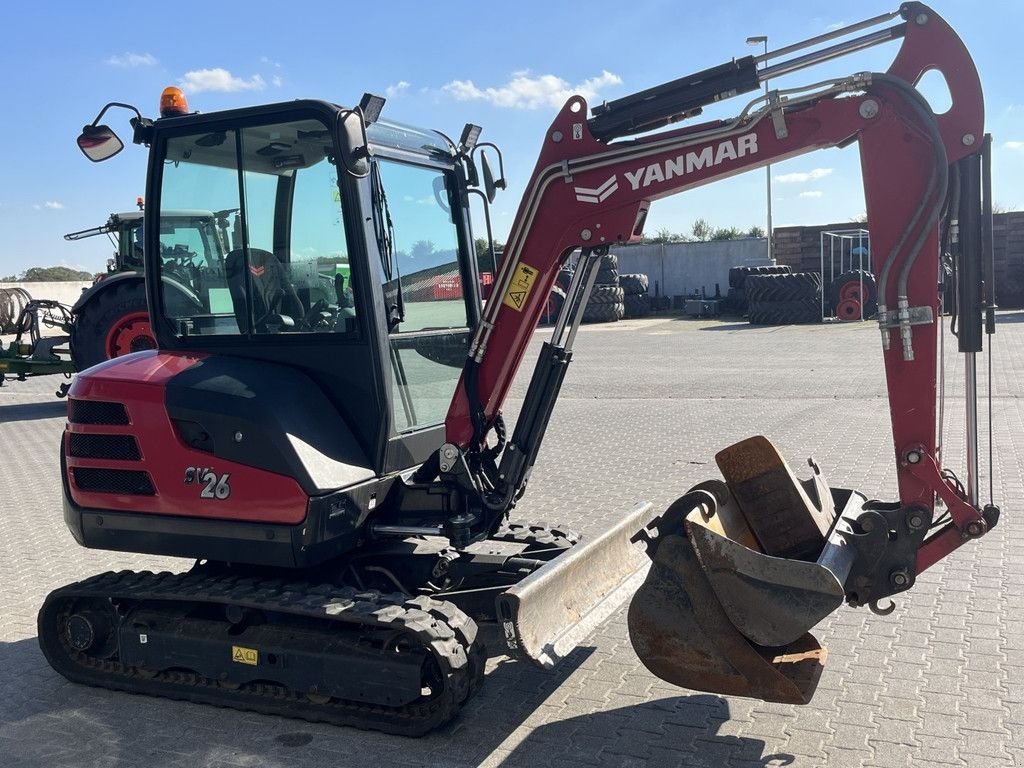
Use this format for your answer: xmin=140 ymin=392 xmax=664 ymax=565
xmin=63 ymin=207 xmax=231 ymax=277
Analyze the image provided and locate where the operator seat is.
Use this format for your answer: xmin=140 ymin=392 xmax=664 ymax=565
xmin=225 ymin=248 xmax=305 ymax=333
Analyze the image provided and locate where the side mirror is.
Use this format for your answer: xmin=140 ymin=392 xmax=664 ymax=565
xmin=77 ymin=125 xmax=124 ymax=162
xmin=481 ymin=152 xmax=498 ymax=204
xmin=477 ymin=145 xmax=507 ymax=204
xmin=337 ymin=110 xmax=371 ymax=177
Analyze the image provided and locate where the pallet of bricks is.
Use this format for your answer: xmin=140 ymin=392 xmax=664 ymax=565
xmin=725 ymin=264 xmax=823 ymax=325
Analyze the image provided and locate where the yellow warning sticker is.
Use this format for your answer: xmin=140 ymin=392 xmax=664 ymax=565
xmin=232 ymin=645 xmax=259 ymax=666
xmin=502 ymin=262 xmax=539 ymax=312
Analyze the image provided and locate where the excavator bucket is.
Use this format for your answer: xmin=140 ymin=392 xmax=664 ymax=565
xmin=628 ymin=490 xmax=827 ymax=704
xmin=628 ymin=437 xmax=858 ymax=704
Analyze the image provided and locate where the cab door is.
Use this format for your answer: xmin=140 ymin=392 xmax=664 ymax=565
xmin=367 ymin=157 xmax=479 ymax=471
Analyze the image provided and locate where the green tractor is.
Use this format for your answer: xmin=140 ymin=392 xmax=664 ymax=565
xmin=0 ymin=207 xmax=247 ymax=393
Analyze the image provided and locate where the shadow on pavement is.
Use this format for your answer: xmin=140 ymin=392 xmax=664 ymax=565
xmin=696 ymin=321 xmax=756 ymax=331
xmin=0 ymin=400 xmax=66 ymax=422
xmin=0 ymin=629 xmax=795 ymax=768
xmin=500 ymin=693 xmax=795 ymax=768
xmin=0 ymin=635 xmax=596 ymax=767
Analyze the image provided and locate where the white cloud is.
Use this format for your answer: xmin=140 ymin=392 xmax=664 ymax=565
xmin=799 ymin=191 xmax=824 ymax=199
xmin=260 ymin=56 xmax=282 ymax=68
xmin=441 ymin=69 xmax=622 ymax=109
xmin=825 ymin=21 xmax=846 ymax=32
xmin=33 ymin=201 xmax=64 ymax=210
xmin=1005 ymin=140 xmax=1024 ymax=151
xmin=180 ymin=68 xmax=266 ymax=93
xmin=775 ymin=168 xmax=833 ymax=183
xmin=385 ymin=81 xmax=410 ymax=98
xmin=271 ymin=75 xmax=283 ymax=88
xmin=107 ymin=52 xmax=157 ymax=68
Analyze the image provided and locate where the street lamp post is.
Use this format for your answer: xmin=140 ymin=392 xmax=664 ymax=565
xmin=746 ymin=35 xmax=773 ymax=264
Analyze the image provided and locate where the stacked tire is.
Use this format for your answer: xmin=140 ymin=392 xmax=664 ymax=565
xmin=746 ymin=272 xmax=822 ymax=325
xmin=620 ymin=273 xmax=651 ymax=318
xmin=539 ymin=266 xmax=575 ymax=325
xmin=725 ymin=265 xmax=792 ymax=315
xmin=583 ymin=253 xmax=625 ymax=323
xmin=0 ymin=287 xmax=32 ymax=334
xmin=828 ymin=269 xmax=877 ymax=321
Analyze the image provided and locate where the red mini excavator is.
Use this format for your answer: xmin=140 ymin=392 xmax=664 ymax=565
xmin=41 ymin=3 xmax=998 ymax=734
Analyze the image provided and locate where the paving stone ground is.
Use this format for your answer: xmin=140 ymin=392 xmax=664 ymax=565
xmin=1 ymin=311 xmax=1021 ymax=767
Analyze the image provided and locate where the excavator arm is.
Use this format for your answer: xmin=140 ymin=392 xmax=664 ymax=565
xmin=437 ymin=3 xmax=997 ymax=701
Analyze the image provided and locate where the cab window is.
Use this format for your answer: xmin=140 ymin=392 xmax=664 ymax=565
xmin=373 ymin=159 xmax=470 ymax=432
xmin=157 ymin=117 xmax=357 ymax=338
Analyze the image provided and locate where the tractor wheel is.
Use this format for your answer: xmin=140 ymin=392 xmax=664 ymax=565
xmin=624 ymin=293 xmax=652 ymax=318
xmin=541 ymin=286 xmax=566 ymax=325
xmin=829 ymin=270 xmax=877 ymax=318
xmin=835 ymin=297 xmax=864 ymax=322
xmin=724 ymin=287 xmax=747 ymax=314
xmin=729 ymin=264 xmax=792 ymax=291
xmin=620 ymin=274 xmax=649 ymax=295
xmin=587 ymin=285 xmax=625 ymax=306
xmin=70 ymin=280 xmax=156 ymax=371
xmin=583 ymin=301 xmax=624 ymax=323
xmin=745 ymin=272 xmax=821 ymax=303
xmin=555 ymin=267 xmax=574 ymax=292
xmin=596 ymin=253 xmax=619 ymax=285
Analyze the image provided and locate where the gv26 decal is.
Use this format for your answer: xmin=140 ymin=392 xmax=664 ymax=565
xmin=184 ymin=466 xmax=232 ymax=500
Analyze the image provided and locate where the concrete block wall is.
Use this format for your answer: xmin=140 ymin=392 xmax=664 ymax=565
xmin=993 ymin=212 xmax=1024 ymax=307
xmin=614 ymin=239 xmax=769 ymax=299
xmin=0 ymin=281 xmax=92 ymax=307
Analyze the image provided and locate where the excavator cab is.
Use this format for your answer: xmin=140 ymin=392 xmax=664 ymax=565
xmin=141 ymin=102 xmax=484 ymax=474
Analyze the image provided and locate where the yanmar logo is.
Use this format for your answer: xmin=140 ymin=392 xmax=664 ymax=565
xmin=572 ymin=133 xmax=759 ymax=204
xmin=624 ymin=133 xmax=759 ymax=192
xmin=574 ymin=175 xmax=619 ymax=204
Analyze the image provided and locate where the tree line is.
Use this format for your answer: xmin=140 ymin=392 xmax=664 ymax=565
xmin=2 ymin=266 xmax=95 ymax=282
xmin=473 ymin=218 xmax=764 ymax=262
xmin=641 ymin=219 xmax=765 ymax=243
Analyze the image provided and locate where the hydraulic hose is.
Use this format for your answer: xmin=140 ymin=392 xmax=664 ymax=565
xmin=869 ymin=73 xmax=949 ymax=355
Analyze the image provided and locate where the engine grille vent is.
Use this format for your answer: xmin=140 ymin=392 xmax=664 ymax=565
xmin=68 ymin=434 xmax=141 ymax=461
xmin=69 ymin=399 xmax=129 ymax=426
xmin=72 ymin=468 xmax=155 ymax=496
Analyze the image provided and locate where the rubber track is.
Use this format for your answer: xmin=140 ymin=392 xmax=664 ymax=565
xmin=494 ymin=520 xmax=580 ymax=548
xmin=38 ymin=569 xmax=485 ymax=737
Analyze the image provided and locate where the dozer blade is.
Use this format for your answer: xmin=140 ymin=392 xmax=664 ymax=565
xmin=628 ymin=490 xmax=826 ymax=705
xmin=496 ymin=501 xmax=658 ymax=668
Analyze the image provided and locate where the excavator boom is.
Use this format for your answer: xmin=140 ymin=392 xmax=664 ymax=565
xmin=441 ymin=2 xmax=996 ymax=702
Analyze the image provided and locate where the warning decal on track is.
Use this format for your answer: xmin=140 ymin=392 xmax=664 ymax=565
xmin=232 ymin=645 xmax=259 ymax=666
xmin=502 ymin=262 xmax=539 ymax=312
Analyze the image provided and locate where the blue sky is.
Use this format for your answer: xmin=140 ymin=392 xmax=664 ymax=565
xmin=1 ymin=0 xmax=1020 ymax=275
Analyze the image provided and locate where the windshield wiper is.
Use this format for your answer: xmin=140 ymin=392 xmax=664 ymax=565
xmin=371 ymin=162 xmax=404 ymax=331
